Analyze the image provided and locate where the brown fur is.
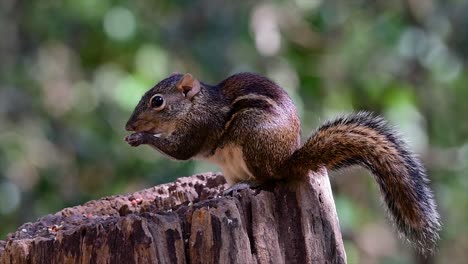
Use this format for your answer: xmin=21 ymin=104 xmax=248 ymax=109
xmin=125 ymin=72 xmax=440 ymax=253
xmin=290 ymin=123 xmax=422 ymax=226
xmin=281 ymin=112 xmax=440 ymax=251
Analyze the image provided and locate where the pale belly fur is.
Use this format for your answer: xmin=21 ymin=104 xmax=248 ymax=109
xmin=202 ymin=144 xmax=254 ymax=186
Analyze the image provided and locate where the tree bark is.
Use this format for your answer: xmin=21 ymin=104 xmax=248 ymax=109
xmin=0 ymin=169 xmax=346 ymax=264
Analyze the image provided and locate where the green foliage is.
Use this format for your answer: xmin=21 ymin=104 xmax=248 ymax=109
xmin=1 ymin=0 xmax=467 ymax=262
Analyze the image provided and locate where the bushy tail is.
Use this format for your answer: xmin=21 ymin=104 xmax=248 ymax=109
xmin=286 ymin=112 xmax=441 ymax=252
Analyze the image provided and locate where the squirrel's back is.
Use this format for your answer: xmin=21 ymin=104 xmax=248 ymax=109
xmin=217 ymin=73 xmax=292 ymax=104
xmin=210 ymin=72 xmax=301 ymax=183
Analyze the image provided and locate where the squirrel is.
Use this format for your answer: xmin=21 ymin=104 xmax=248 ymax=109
xmin=124 ymin=72 xmax=440 ymax=253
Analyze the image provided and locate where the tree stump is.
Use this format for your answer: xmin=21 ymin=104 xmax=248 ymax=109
xmin=0 ymin=169 xmax=346 ymax=264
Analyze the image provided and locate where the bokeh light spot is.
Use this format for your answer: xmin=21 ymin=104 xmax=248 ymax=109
xmin=0 ymin=181 xmax=21 ymax=215
xmin=295 ymin=0 xmax=322 ymax=10
xmin=250 ymin=4 xmax=281 ymax=57
xmin=135 ymin=45 xmax=169 ymax=81
xmin=103 ymin=7 xmax=136 ymax=41
xmin=115 ymin=75 xmax=149 ymax=111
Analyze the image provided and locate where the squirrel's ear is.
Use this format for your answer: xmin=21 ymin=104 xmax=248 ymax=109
xmin=176 ymin=73 xmax=200 ymax=100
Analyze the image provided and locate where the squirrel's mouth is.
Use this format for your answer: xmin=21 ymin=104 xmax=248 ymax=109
xmin=131 ymin=130 xmax=164 ymax=137
xmin=152 ymin=132 xmax=163 ymax=138
xmin=137 ymin=130 xmax=166 ymax=139
xmin=126 ymin=119 xmax=175 ymax=139
xmin=127 ymin=121 xmax=163 ymax=136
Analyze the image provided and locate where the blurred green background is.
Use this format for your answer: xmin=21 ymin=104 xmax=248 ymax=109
xmin=0 ymin=0 xmax=467 ymax=263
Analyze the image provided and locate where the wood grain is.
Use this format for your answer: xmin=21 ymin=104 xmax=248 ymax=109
xmin=0 ymin=170 xmax=346 ymax=264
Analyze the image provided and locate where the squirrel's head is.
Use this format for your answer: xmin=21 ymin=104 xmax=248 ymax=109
xmin=125 ymin=73 xmax=201 ymax=137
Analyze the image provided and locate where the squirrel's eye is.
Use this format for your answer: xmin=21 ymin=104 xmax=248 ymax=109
xmin=149 ymin=94 xmax=165 ymax=110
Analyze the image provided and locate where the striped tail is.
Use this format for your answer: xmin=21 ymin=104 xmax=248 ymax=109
xmin=285 ymin=112 xmax=441 ymax=252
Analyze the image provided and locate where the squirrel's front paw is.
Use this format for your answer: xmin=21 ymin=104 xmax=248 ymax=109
xmin=125 ymin=133 xmax=147 ymax=147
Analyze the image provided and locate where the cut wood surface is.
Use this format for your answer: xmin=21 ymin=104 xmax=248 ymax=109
xmin=0 ymin=170 xmax=346 ymax=264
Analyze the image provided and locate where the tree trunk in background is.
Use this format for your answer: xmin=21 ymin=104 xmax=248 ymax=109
xmin=0 ymin=169 xmax=346 ymax=264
